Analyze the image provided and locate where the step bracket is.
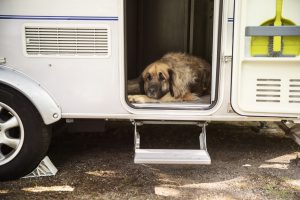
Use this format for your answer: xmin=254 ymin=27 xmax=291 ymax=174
xmin=132 ymin=121 xmax=211 ymax=165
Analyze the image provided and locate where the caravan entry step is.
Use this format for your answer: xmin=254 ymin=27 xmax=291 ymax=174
xmin=135 ymin=149 xmax=211 ymax=165
xmin=132 ymin=121 xmax=211 ymax=165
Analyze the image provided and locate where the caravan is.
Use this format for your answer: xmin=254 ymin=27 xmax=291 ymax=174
xmin=0 ymin=0 xmax=300 ymax=180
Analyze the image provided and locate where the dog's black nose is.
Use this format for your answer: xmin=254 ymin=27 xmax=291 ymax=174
xmin=148 ymin=86 xmax=156 ymax=94
xmin=147 ymin=85 xmax=159 ymax=98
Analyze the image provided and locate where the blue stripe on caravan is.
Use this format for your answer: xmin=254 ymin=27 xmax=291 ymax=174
xmin=0 ymin=15 xmax=118 ymax=21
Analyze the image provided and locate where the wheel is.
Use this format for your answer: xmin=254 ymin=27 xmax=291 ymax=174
xmin=0 ymin=84 xmax=51 ymax=181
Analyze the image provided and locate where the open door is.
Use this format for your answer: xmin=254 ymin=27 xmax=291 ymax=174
xmin=231 ymin=0 xmax=300 ymax=117
xmin=125 ymin=0 xmax=216 ymax=110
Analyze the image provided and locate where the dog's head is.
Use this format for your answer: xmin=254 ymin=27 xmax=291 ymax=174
xmin=140 ymin=61 xmax=174 ymax=99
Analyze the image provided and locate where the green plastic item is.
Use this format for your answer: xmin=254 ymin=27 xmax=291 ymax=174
xmin=251 ymin=0 xmax=300 ymax=57
xmin=273 ymin=0 xmax=283 ymax=52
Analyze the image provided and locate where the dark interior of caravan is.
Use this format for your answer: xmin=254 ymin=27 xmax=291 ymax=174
xmin=125 ymin=0 xmax=215 ymax=108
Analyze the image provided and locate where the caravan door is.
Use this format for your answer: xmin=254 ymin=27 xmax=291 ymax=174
xmin=231 ymin=0 xmax=300 ymax=117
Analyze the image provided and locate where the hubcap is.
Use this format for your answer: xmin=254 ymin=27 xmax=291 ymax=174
xmin=0 ymin=103 xmax=24 ymax=165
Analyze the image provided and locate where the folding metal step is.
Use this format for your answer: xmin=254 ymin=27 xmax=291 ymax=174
xmin=132 ymin=121 xmax=211 ymax=165
xmin=135 ymin=149 xmax=211 ymax=164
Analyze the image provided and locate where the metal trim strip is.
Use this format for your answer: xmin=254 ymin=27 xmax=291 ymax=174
xmin=0 ymin=15 xmax=118 ymax=21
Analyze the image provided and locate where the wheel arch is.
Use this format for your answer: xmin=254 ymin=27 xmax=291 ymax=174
xmin=0 ymin=65 xmax=61 ymax=125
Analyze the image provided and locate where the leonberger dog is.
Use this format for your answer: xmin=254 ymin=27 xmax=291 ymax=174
xmin=128 ymin=52 xmax=211 ymax=103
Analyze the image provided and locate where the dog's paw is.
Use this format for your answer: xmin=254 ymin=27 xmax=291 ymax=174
xmin=190 ymin=93 xmax=201 ymax=101
xmin=128 ymin=95 xmax=155 ymax=103
xmin=182 ymin=93 xmax=200 ymax=102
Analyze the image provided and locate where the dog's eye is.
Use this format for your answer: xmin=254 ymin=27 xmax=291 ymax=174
xmin=158 ymin=72 xmax=165 ymax=81
xmin=146 ymin=74 xmax=152 ymax=81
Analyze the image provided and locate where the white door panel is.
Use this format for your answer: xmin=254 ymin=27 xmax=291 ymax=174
xmin=231 ymin=0 xmax=300 ymax=117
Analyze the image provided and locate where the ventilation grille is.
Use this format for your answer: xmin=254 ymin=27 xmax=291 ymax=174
xmin=289 ymin=79 xmax=300 ymax=103
xmin=256 ymin=79 xmax=281 ymax=103
xmin=24 ymin=26 xmax=110 ymax=57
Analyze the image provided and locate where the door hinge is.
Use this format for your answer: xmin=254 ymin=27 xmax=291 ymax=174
xmin=222 ymin=56 xmax=232 ymax=63
xmin=0 ymin=57 xmax=6 ymax=65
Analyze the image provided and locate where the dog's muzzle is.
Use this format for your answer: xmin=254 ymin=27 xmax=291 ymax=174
xmin=147 ymin=85 xmax=161 ymax=99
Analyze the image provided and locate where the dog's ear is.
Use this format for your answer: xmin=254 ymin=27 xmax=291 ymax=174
xmin=168 ymin=69 xmax=174 ymax=97
xmin=139 ymin=75 xmax=145 ymax=94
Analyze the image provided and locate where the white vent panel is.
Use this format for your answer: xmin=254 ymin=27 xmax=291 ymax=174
xmin=24 ymin=25 xmax=110 ymax=57
xmin=256 ymin=79 xmax=281 ymax=103
xmin=238 ymin=61 xmax=300 ymax=115
xmin=289 ymin=79 xmax=300 ymax=103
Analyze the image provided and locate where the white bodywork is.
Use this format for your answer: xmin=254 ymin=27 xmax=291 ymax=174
xmin=0 ymin=66 xmax=61 ymax=124
xmin=0 ymin=0 xmax=299 ymax=123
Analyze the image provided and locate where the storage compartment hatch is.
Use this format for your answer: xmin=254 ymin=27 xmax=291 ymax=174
xmin=232 ymin=0 xmax=300 ymax=116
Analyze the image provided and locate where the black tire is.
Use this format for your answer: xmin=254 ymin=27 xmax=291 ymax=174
xmin=0 ymin=84 xmax=51 ymax=181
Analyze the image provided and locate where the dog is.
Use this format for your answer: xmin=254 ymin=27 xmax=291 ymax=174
xmin=128 ymin=52 xmax=211 ymax=103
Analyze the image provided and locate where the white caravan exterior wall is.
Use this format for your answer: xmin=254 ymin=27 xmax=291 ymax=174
xmin=0 ymin=0 xmax=125 ymax=115
xmin=0 ymin=0 xmax=298 ymax=122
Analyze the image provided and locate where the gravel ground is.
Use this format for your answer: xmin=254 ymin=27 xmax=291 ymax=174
xmin=0 ymin=121 xmax=300 ymax=200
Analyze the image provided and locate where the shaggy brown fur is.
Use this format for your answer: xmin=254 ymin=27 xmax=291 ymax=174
xmin=128 ymin=52 xmax=211 ymax=103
